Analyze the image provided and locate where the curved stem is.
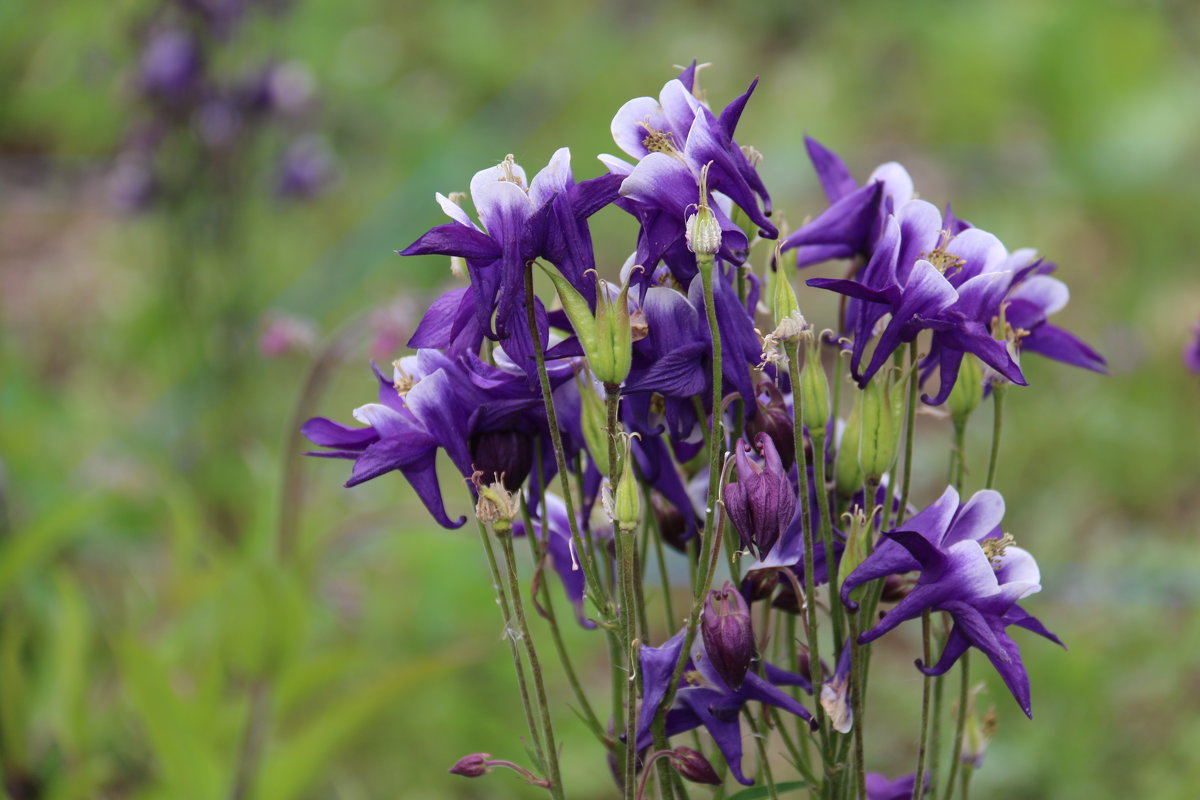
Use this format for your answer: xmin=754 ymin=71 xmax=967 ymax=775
xmin=695 ymin=255 xmax=725 ymax=604
xmin=911 ymin=611 xmax=933 ymax=800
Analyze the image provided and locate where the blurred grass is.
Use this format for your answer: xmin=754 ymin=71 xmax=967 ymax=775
xmin=1 ymin=0 xmax=1198 ymax=797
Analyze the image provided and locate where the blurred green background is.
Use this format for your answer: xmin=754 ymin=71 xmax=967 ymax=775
xmin=1 ymin=0 xmax=1198 ymax=798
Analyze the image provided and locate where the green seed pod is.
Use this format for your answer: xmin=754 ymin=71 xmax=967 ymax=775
xmin=858 ymin=377 xmax=900 ymax=481
xmin=838 ymin=507 xmax=873 ymax=605
xmin=577 ymin=373 xmax=610 ymax=476
xmin=614 ymin=435 xmax=640 ymax=531
xmin=539 ymin=264 xmax=635 ymax=385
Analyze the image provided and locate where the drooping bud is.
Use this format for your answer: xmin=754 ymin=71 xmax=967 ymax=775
xmin=835 ymin=398 xmax=865 ymax=498
xmin=799 ymin=336 xmax=831 ymax=433
xmin=724 ymin=433 xmax=797 ymax=557
xmin=745 ymin=381 xmax=795 ymax=471
xmin=448 ymin=753 xmax=491 ymax=778
xmin=469 ymin=430 xmax=533 ymax=492
xmin=701 ymin=581 xmax=756 ymax=690
xmin=614 ymin=434 xmax=640 ymax=531
xmin=740 ymin=569 xmax=779 ymax=603
xmin=685 ymin=163 xmax=722 ymax=256
xmin=857 ymin=375 xmax=902 ymax=482
xmin=947 ymin=353 xmax=983 ymax=423
xmin=669 ymin=747 xmax=723 ymax=785
xmin=650 ymin=491 xmax=691 ymax=553
xmin=879 ymin=573 xmax=913 ymax=603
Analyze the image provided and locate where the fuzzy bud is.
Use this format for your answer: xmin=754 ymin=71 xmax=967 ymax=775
xmin=724 ymin=433 xmax=796 ymax=557
xmin=669 ymin=747 xmax=723 ymax=785
xmin=701 ymin=581 xmax=756 ymax=690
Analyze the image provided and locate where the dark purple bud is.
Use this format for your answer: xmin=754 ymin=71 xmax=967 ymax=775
xmin=469 ymin=430 xmax=533 ymax=492
xmin=702 ymin=581 xmax=755 ymax=691
xmin=772 ymin=580 xmax=803 ymax=614
xmin=669 ymin=747 xmax=722 ymax=785
xmin=745 ymin=381 xmax=795 ymax=470
xmin=724 ymin=433 xmax=797 ymax=556
xmin=740 ymin=569 xmax=779 ymax=603
xmin=448 ymin=752 xmax=491 ymax=778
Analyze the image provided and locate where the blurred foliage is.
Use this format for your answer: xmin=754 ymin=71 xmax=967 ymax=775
xmin=1 ymin=0 xmax=1198 ymax=798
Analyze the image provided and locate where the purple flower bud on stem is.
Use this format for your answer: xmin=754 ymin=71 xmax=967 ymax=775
xmin=701 ymin=581 xmax=756 ymax=691
xmin=469 ymin=430 xmax=533 ymax=492
xmin=448 ymin=753 xmax=491 ymax=778
xmin=724 ymin=433 xmax=796 ymax=556
xmin=745 ymin=381 xmax=796 ymax=471
xmin=669 ymin=747 xmax=723 ymax=785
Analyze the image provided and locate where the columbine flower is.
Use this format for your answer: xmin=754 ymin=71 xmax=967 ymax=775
xmin=634 ymin=629 xmax=814 ymax=786
xmin=302 ymin=350 xmax=580 ymax=527
xmin=842 ymin=486 xmax=1064 ymax=716
xmin=601 ymin=64 xmax=776 ymax=283
xmin=865 ymin=772 xmax=929 ymax=800
xmin=999 ymin=271 xmax=1107 ymax=376
xmin=724 ymin=433 xmax=796 ymax=557
xmin=819 ymin=643 xmax=854 ymax=734
xmin=397 ymin=150 xmax=619 ymax=378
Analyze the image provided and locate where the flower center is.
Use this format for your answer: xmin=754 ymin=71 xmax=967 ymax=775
xmin=392 ymin=360 xmax=418 ymax=396
xmin=640 ymin=121 xmax=682 ymax=159
xmin=496 ymin=154 xmax=525 ymax=188
xmin=980 ymin=533 xmax=1016 ymax=569
xmin=923 ymin=230 xmax=966 ymax=275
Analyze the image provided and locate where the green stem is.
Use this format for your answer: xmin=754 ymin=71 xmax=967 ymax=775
xmin=911 ymin=611 xmax=933 ymax=800
xmin=940 ymin=652 xmax=971 ymax=800
xmin=895 ymin=341 xmax=920 ymax=528
xmin=810 ymin=428 xmax=843 ymax=649
xmin=986 ymin=386 xmax=1006 ymax=490
xmin=524 ymin=266 xmax=610 ymax=618
xmin=645 ymin=484 xmax=678 ymax=630
xmin=499 ymin=531 xmax=565 ymax=800
xmin=848 ymin=615 xmax=866 ymax=800
xmin=696 ymin=254 xmax=725 ymax=604
xmin=475 ymin=517 xmax=547 ymax=774
xmin=744 ymin=710 xmax=780 ymax=800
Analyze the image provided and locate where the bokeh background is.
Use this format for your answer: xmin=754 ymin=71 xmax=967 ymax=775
xmin=2 ymin=0 xmax=1198 ymax=798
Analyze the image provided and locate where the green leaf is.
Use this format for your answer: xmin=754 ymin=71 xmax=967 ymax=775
xmin=0 ymin=494 xmax=100 ymax=598
xmin=725 ymin=780 xmax=809 ymax=800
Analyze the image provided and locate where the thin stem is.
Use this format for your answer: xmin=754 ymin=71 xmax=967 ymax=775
xmin=848 ymin=616 xmax=866 ymax=800
xmin=911 ymin=611 xmax=933 ymax=800
xmin=620 ymin=523 xmax=638 ymax=799
xmin=521 ymin=493 xmax=607 ymax=744
xmin=895 ymin=341 xmax=920 ymax=528
xmin=524 ymin=266 xmax=610 ymax=617
xmin=228 ymin=682 xmax=270 ymax=800
xmin=985 ymin=386 xmax=1006 ymax=491
xmin=696 ymin=255 xmax=725 ymax=605
xmin=475 ymin=517 xmax=547 ymax=774
xmin=499 ymin=531 xmax=565 ymax=800
xmin=785 ymin=340 xmax=829 ymax=763
xmin=646 ymin=484 xmax=678 ymax=629
xmin=940 ymin=652 xmax=971 ymax=800
xmin=810 ymin=428 xmax=843 ymax=649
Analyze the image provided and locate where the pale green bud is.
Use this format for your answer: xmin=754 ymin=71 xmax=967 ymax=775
xmin=799 ymin=338 xmax=830 ymax=432
xmin=686 ymin=163 xmax=721 ymax=256
xmin=858 ymin=376 xmax=903 ymax=481
xmin=614 ymin=434 xmax=640 ymax=531
xmin=837 ymin=507 xmax=873 ymax=605
xmin=771 ymin=264 xmax=801 ymax=328
xmin=577 ymin=373 xmax=610 ymax=476
xmin=539 ymin=265 xmax=636 ymax=385
xmin=947 ymin=354 xmax=983 ymax=423
xmin=835 ymin=396 xmax=864 ymax=498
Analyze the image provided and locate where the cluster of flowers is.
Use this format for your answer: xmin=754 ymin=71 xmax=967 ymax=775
xmin=111 ymin=0 xmax=335 ymax=211
xmin=305 ymin=63 xmax=1104 ymax=799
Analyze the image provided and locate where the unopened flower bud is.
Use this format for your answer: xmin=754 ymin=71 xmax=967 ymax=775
xmin=469 ymin=430 xmax=533 ymax=492
xmin=448 ymin=752 xmax=491 ymax=778
xmin=669 ymin=747 xmax=722 ymax=785
xmin=724 ymin=433 xmax=796 ymax=557
xmin=740 ymin=569 xmax=779 ymax=603
xmin=614 ymin=435 xmax=640 ymax=531
xmin=799 ymin=338 xmax=831 ymax=432
xmin=746 ymin=381 xmax=795 ymax=471
xmin=835 ymin=401 xmax=865 ymax=498
xmin=771 ymin=261 xmax=802 ymax=329
xmin=686 ymin=163 xmax=721 ymax=256
xmin=701 ymin=581 xmax=756 ymax=690
xmin=857 ymin=377 xmax=902 ymax=482
xmin=577 ymin=374 xmax=611 ymax=475
xmin=947 ymin=354 xmax=983 ymax=423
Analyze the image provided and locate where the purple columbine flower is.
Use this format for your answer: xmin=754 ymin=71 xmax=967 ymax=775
xmin=138 ymin=29 xmax=204 ymax=105
xmin=781 ymin=136 xmax=914 ymax=269
xmin=398 ymin=150 xmax=619 ymax=379
xmin=842 ymin=486 xmax=1064 ymax=716
xmin=999 ymin=271 xmax=1108 ymax=377
xmin=600 ymin=64 xmax=776 ymax=284
xmin=634 ymin=628 xmax=815 ymax=786
xmin=724 ymin=433 xmax=797 ymax=557
xmin=302 ymin=349 xmax=580 ymax=527
xmin=701 ymin=581 xmax=756 ymax=690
